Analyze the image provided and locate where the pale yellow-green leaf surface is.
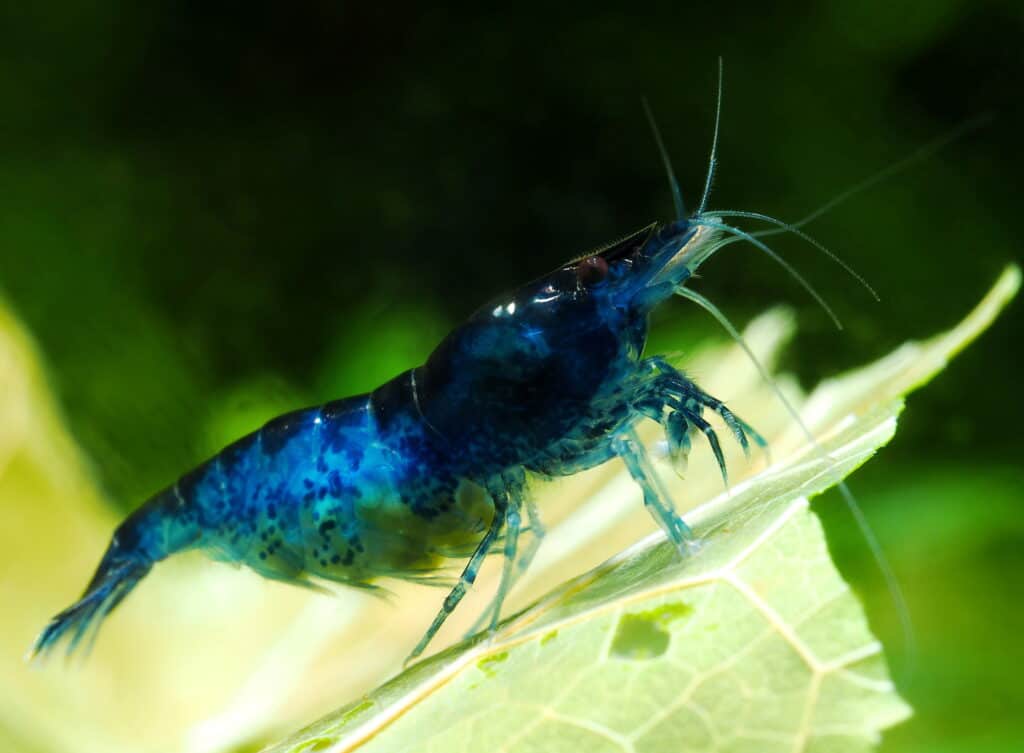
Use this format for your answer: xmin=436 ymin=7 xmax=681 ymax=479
xmin=0 ymin=267 xmax=1016 ymax=753
xmin=264 ymin=266 xmax=1020 ymax=753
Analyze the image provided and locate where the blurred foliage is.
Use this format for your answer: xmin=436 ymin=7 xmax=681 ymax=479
xmin=822 ymin=463 xmax=1024 ymax=753
xmin=0 ymin=2 xmax=1021 ymax=752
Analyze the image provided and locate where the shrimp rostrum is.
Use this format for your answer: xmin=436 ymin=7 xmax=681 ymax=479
xmin=35 ymin=81 xmax=866 ymax=665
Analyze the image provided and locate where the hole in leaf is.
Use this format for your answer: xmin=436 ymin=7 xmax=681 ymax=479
xmin=610 ymin=602 xmax=693 ymax=660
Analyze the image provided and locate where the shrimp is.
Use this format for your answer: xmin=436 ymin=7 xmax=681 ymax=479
xmin=34 ymin=61 xmax=918 ymax=666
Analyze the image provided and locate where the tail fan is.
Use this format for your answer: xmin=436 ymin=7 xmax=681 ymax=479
xmin=30 ymin=558 xmax=151 ymax=661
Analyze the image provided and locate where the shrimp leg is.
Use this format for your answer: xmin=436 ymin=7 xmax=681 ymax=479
xmin=612 ymin=426 xmax=698 ymax=557
xmin=684 ymin=383 xmax=769 ymax=456
xmin=679 ymin=407 xmax=728 ymax=486
xmin=646 ymin=355 xmax=767 ymax=455
xmin=497 ymin=492 xmax=545 ymax=616
xmin=490 ymin=482 xmax=522 ymax=630
xmin=406 ymin=481 xmax=510 ymax=664
xmin=465 ymin=472 xmax=547 ymax=637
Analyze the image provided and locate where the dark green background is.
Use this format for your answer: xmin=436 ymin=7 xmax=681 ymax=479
xmin=2 ymin=3 xmax=1021 ymax=752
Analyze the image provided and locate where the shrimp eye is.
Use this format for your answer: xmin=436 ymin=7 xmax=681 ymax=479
xmin=576 ymin=255 xmax=609 ymax=286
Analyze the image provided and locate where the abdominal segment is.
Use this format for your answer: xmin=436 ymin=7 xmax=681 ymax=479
xmin=184 ymin=396 xmax=494 ymax=590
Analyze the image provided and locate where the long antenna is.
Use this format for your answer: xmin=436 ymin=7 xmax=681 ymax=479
xmin=696 ymin=57 xmax=724 ymax=216
xmin=705 ymin=209 xmax=879 ymax=300
xmin=757 ymin=112 xmax=993 ymax=235
xmin=676 ymin=284 xmax=916 ymax=677
xmin=642 ymin=98 xmax=686 ymax=221
xmin=691 ymin=219 xmax=844 ymax=330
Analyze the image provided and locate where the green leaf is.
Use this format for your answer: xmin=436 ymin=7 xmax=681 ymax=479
xmin=1 ymin=268 xmax=1016 ymax=753
xmin=267 ymin=266 xmax=1019 ymax=753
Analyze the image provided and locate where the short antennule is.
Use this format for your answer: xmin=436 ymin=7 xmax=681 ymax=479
xmin=696 ymin=57 xmax=724 ymax=216
xmin=642 ymin=97 xmax=686 ymax=222
xmin=642 ymin=57 xmax=725 ymax=223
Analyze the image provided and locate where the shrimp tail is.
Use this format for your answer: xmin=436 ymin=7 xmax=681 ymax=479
xmin=30 ymin=556 xmax=152 ymax=660
xmin=30 ymin=486 xmax=199 ymax=661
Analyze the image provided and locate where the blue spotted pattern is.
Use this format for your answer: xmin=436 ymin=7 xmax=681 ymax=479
xmin=34 ymin=218 xmax=766 ymax=661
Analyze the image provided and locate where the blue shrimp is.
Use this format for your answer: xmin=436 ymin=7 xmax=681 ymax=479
xmin=33 ymin=61 xmax=913 ymax=666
